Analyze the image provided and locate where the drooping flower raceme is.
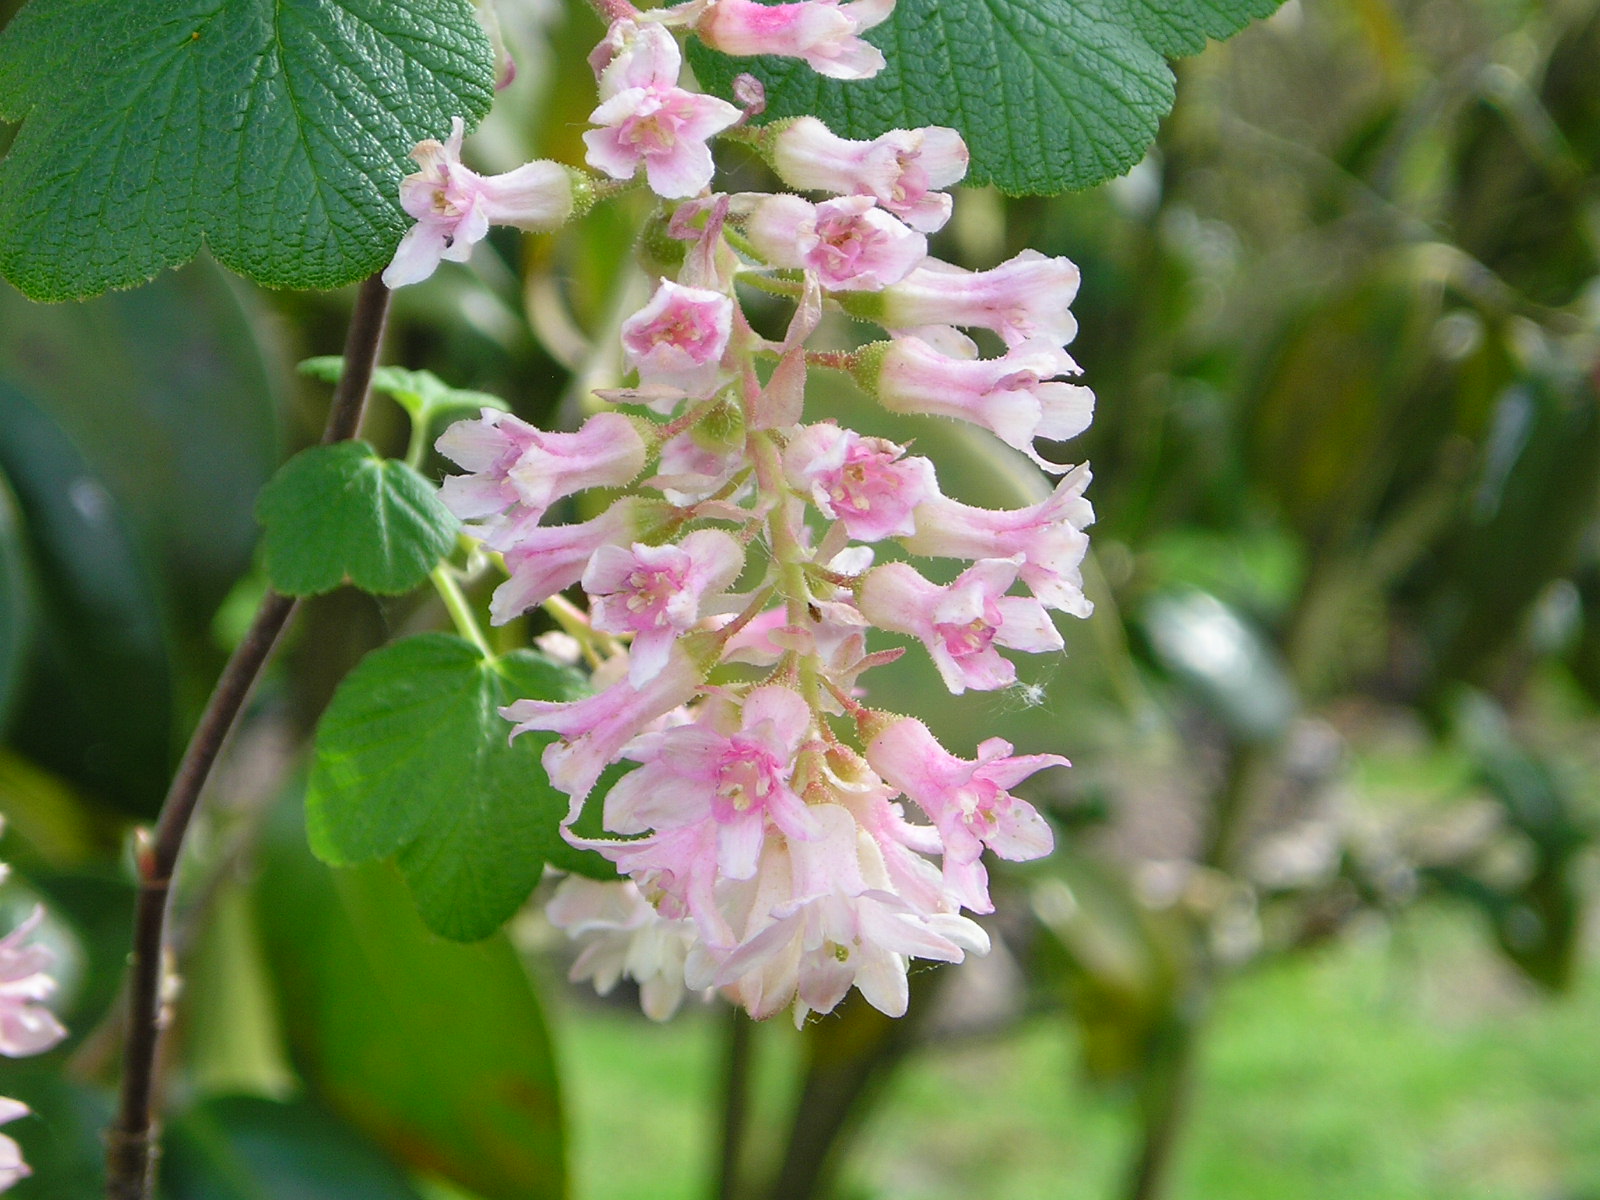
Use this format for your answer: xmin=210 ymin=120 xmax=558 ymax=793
xmin=390 ymin=1 xmax=1094 ymax=1025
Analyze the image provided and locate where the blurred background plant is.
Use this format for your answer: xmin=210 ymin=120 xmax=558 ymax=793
xmin=2 ymin=0 xmax=1600 ymax=1198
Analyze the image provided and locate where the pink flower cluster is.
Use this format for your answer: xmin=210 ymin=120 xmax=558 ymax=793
xmin=399 ymin=1 xmax=1095 ymax=1024
xmin=0 ymin=831 xmax=68 ymax=1191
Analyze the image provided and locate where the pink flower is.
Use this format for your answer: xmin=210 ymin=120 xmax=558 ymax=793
xmin=856 ymin=558 xmax=1063 ymax=694
xmin=715 ymin=805 xmax=987 ymax=1021
xmin=584 ymin=22 xmax=741 ymax=198
xmin=747 ymin=194 xmax=926 ymax=291
xmin=546 ymin=877 xmax=698 ymax=1021
xmin=584 ymin=529 xmax=746 ymax=684
xmin=867 ymin=717 xmax=1064 ymax=912
xmin=436 ymin=410 xmax=647 ymax=533
xmin=0 ymin=908 xmax=65 ymax=1059
xmin=902 ymin=465 xmax=1094 ymax=616
xmin=692 ymin=0 xmax=894 ymax=80
xmin=783 ymin=422 xmax=934 ymax=541
xmin=504 ymin=639 xmax=709 ymax=815
xmin=384 ymin=118 xmax=578 ymax=288
xmin=621 ymin=280 xmax=736 ymax=398
xmin=771 ymin=116 xmax=968 ymax=232
xmin=0 ymin=1097 xmax=30 ymax=1192
xmin=872 ymin=334 xmax=1094 ymax=470
xmin=879 ymin=249 xmax=1081 ymax=346
xmin=487 ymin=497 xmax=672 ymax=624
xmin=607 ymin=687 xmax=821 ymax=871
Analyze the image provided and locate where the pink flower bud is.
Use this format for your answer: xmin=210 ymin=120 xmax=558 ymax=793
xmin=857 ymin=557 xmax=1063 ymax=694
xmin=746 ymin=194 xmax=926 ymax=291
xmin=783 ymin=422 xmax=934 ymax=541
xmin=866 ymin=717 xmax=1065 ymax=913
xmin=873 ymin=333 xmax=1094 ymax=470
xmin=771 ymin=116 xmax=967 ymax=232
xmin=385 ymin=118 xmax=579 ymax=288
xmin=879 ymin=249 xmax=1082 ymax=347
xmin=621 ymin=280 xmax=735 ymax=397
xmin=692 ymin=0 xmax=894 ymax=79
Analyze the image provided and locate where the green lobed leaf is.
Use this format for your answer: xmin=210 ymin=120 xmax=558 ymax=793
xmin=256 ymin=797 xmax=566 ymax=1200
xmin=307 ymin=633 xmax=609 ymax=941
xmin=0 ymin=0 xmax=495 ymax=300
xmin=689 ymin=0 xmax=1284 ymax=194
xmin=255 ymin=440 xmax=459 ymax=597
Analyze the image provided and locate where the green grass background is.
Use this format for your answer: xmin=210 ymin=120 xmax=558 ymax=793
xmin=555 ymin=909 xmax=1600 ymax=1200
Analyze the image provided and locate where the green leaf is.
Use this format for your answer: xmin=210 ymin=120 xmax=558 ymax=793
xmin=300 ymin=357 xmax=509 ymax=427
xmin=256 ymin=798 xmax=566 ymax=1200
xmin=689 ymin=0 xmax=1284 ymax=194
xmin=0 ymin=382 xmax=175 ymax=816
xmin=0 ymin=0 xmax=495 ymax=300
xmin=163 ymin=1096 xmax=426 ymax=1200
xmin=307 ymin=633 xmax=605 ymax=940
xmin=0 ymin=263 xmax=286 ymax=637
xmin=255 ymin=441 xmax=459 ymax=596
xmin=0 ymin=469 xmax=35 ymax=732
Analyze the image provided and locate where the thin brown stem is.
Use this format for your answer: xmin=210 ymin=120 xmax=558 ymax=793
xmin=105 ymin=274 xmax=390 ymax=1200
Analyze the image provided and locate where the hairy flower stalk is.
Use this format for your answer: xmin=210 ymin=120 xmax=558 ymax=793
xmin=390 ymin=2 xmax=1094 ymax=1025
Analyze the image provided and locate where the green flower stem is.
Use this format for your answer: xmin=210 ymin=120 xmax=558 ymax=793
xmin=431 ymin=566 xmax=493 ymax=658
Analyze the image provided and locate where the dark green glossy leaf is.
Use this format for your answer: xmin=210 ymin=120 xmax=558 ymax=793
xmin=163 ymin=1096 xmax=425 ymax=1200
xmin=0 ymin=1063 xmax=111 ymax=1198
xmin=0 ymin=382 xmax=173 ymax=816
xmin=256 ymin=797 xmax=566 ymax=1200
xmin=1421 ymin=369 xmax=1600 ymax=686
xmin=256 ymin=441 xmax=459 ymax=597
xmin=0 ymin=468 xmax=34 ymax=730
xmin=690 ymin=0 xmax=1283 ymax=195
xmin=307 ymin=633 xmax=603 ymax=940
xmin=0 ymin=264 xmax=285 ymax=636
xmin=0 ymin=0 xmax=495 ymax=299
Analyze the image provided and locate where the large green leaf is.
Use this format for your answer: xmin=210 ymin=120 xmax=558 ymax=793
xmin=307 ymin=633 xmax=608 ymax=941
xmin=163 ymin=1096 xmax=425 ymax=1200
xmin=0 ymin=468 xmax=34 ymax=731
xmin=0 ymin=0 xmax=495 ymax=299
xmin=0 ymin=264 xmax=285 ymax=636
xmin=0 ymin=382 xmax=174 ymax=816
xmin=256 ymin=797 xmax=567 ymax=1200
xmin=255 ymin=441 xmax=460 ymax=597
xmin=689 ymin=0 xmax=1284 ymax=194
